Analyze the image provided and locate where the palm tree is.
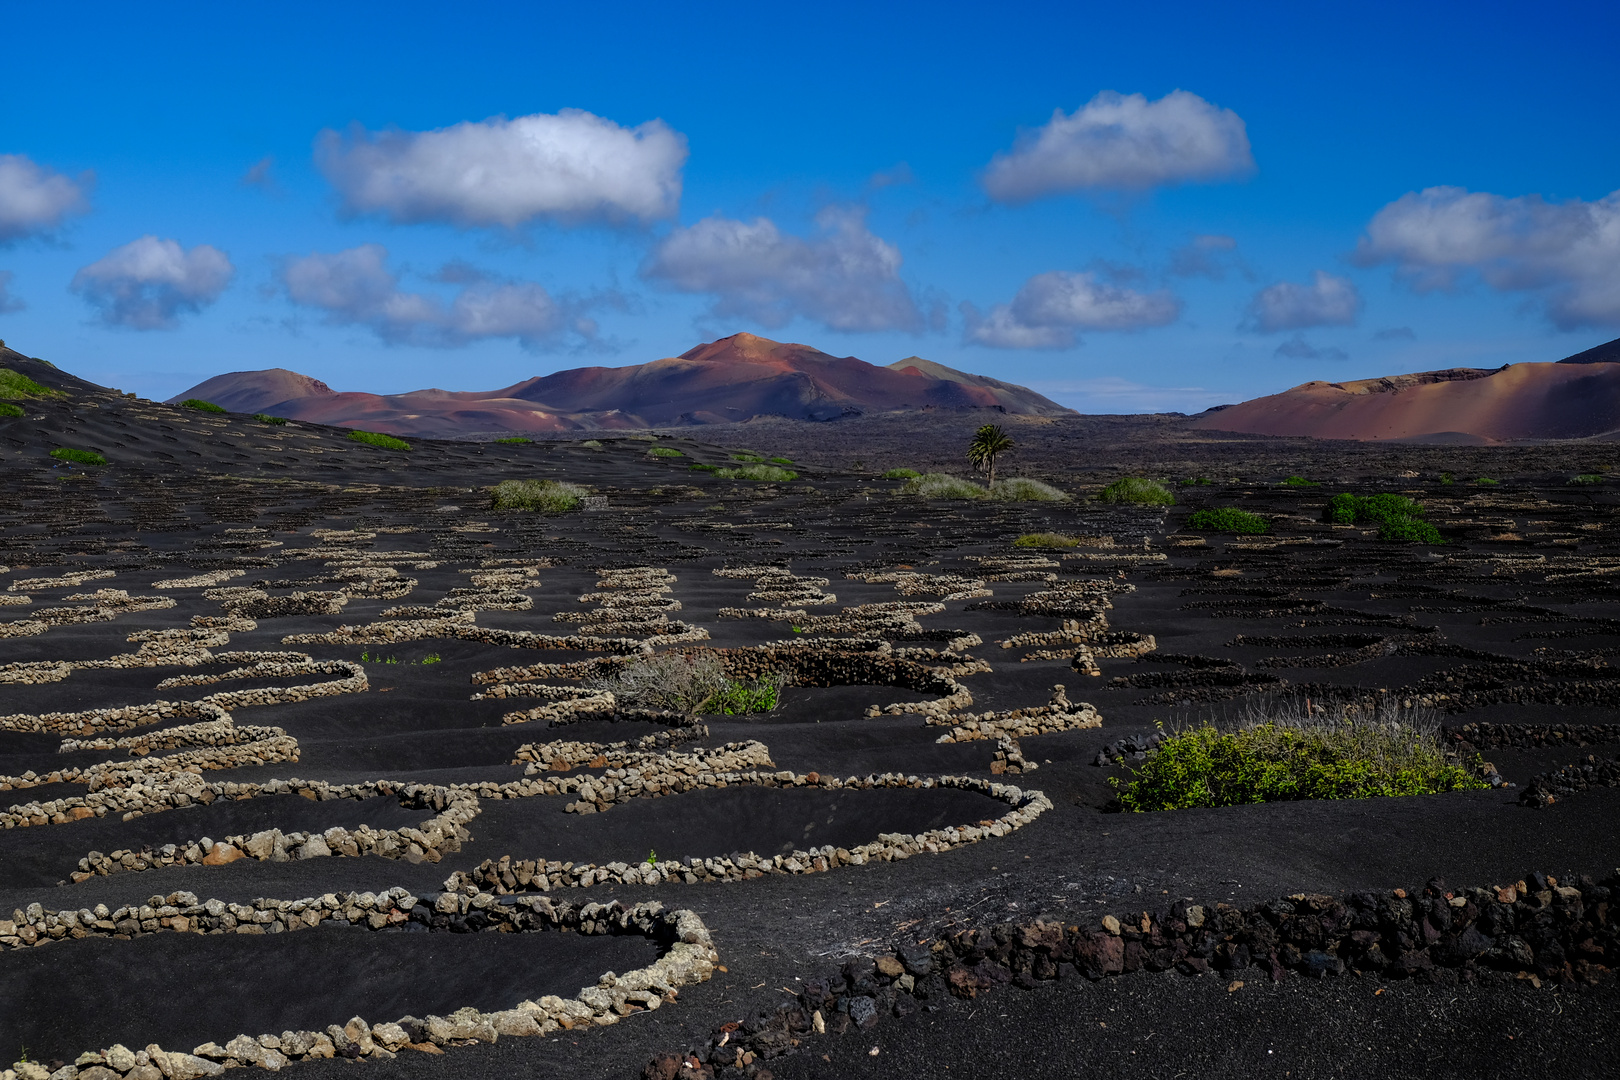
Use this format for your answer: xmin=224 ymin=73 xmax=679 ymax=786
xmin=967 ymin=423 xmax=1013 ymax=488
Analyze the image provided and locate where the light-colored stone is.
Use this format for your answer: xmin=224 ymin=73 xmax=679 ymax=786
xmin=369 ymin=1024 xmax=408 ymax=1052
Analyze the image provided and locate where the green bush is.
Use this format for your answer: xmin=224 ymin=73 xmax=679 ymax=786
xmin=1013 ymin=532 xmax=1080 ymax=549
xmin=1378 ymin=516 xmax=1444 ymax=544
xmin=1114 ymin=715 xmax=1485 ymax=811
xmin=348 ymin=429 xmax=411 ymax=451
xmin=648 ymin=446 xmax=684 ymax=458
xmin=252 ymin=413 xmax=287 ymax=425
xmin=990 ymin=477 xmax=1069 ymax=502
xmin=1186 ymin=507 xmax=1269 ymax=534
xmin=1098 ymin=477 xmax=1175 ymax=505
xmin=181 ymin=398 xmax=225 ymax=413
xmin=0 ymin=368 xmax=64 ymax=400
xmin=1178 ymin=476 xmax=1211 ymax=487
xmin=1570 ymin=474 xmax=1603 ymax=485
xmin=704 ymin=674 xmax=785 ymax=714
xmin=1440 ymin=472 xmax=1455 ymax=485
xmin=902 ymin=473 xmax=987 ymax=499
xmin=769 ymin=456 xmax=793 ymax=465
xmin=495 ymin=436 xmax=533 ymax=445
xmin=490 ymin=479 xmax=589 ymax=512
xmin=715 ymin=464 xmax=798 ymax=481
xmin=883 ymin=467 xmax=921 ymax=480
xmin=580 ymin=440 xmax=603 ymax=449
xmin=1325 ymin=492 xmax=1442 ymax=543
xmin=731 ymin=452 xmax=765 ymax=463
xmin=0 ymin=402 xmax=24 ymax=418
xmin=1281 ymin=475 xmax=1320 ymax=487
xmin=596 ymin=652 xmax=784 ymax=714
xmin=1475 ymin=477 xmax=1499 ymax=485
xmin=689 ymin=463 xmax=717 ymax=472
xmin=50 ymin=447 xmax=107 ymax=466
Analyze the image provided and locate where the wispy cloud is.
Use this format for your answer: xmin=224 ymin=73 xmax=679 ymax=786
xmin=0 ymin=270 xmax=24 ymax=313
xmin=71 ymin=237 xmax=234 ymax=330
xmin=0 ymin=154 xmax=93 ymax=243
xmin=962 ymin=271 xmax=1181 ymax=349
xmin=1245 ymin=270 xmax=1361 ymax=332
xmin=1273 ymin=333 xmax=1348 ymax=361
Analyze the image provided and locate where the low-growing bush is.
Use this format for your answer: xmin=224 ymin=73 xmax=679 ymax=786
xmin=902 ymin=473 xmax=987 ymax=499
xmin=1186 ymin=507 xmax=1269 ymax=534
xmin=991 ymin=477 xmax=1070 ymax=502
xmin=580 ymin=440 xmax=603 ymax=449
xmin=0 ymin=368 xmax=64 ymax=400
xmin=495 ymin=436 xmax=533 ymax=445
xmin=181 ymin=398 xmax=225 ymax=413
xmin=1114 ymin=703 xmax=1484 ymax=811
xmin=1475 ymin=477 xmax=1499 ymax=485
xmin=1098 ymin=477 xmax=1175 ymax=505
xmin=1440 ymin=472 xmax=1455 ymax=485
xmin=731 ymin=452 xmax=765 ymax=463
xmin=689 ymin=463 xmax=717 ymax=472
xmin=1281 ymin=475 xmax=1320 ymax=487
xmin=490 ymin=478 xmax=589 ymax=512
xmin=1570 ymin=474 xmax=1603 ymax=485
xmin=715 ymin=464 xmax=798 ymax=481
xmin=769 ymin=456 xmax=793 ymax=465
xmin=883 ymin=467 xmax=921 ymax=480
xmin=348 ymin=429 xmax=411 ymax=451
xmin=705 ymin=673 xmax=786 ymax=715
xmin=50 ymin=447 xmax=107 ymax=466
xmin=0 ymin=402 xmax=24 ymax=418
xmin=252 ymin=413 xmax=287 ymax=425
xmin=1013 ymin=532 xmax=1080 ymax=549
xmin=1178 ymin=476 xmax=1211 ymax=487
xmin=648 ymin=446 xmax=684 ymax=458
xmin=596 ymin=652 xmax=786 ymax=715
xmin=1324 ymin=492 xmax=1442 ymax=543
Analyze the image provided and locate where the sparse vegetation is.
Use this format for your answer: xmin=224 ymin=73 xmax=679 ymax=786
xmin=1186 ymin=507 xmax=1269 ymax=534
xmin=596 ymin=652 xmax=785 ymax=715
xmin=1179 ymin=476 xmax=1211 ymax=487
xmin=50 ymin=447 xmax=107 ymax=466
xmin=1440 ymin=472 xmax=1455 ymax=485
xmin=181 ymin=398 xmax=225 ymax=413
xmin=490 ymin=478 xmax=589 ymax=512
xmin=1570 ymin=474 xmax=1603 ymax=485
xmin=347 ymin=430 xmax=411 ymax=451
xmin=0 ymin=402 xmax=23 ymax=418
xmin=715 ymin=464 xmax=798 ymax=481
xmin=902 ymin=472 xmax=988 ymax=499
xmin=1475 ymin=477 xmax=1499 ymax=485
xmin=580 ymin=440 xmax=603 ymax=449
xmin=883 ymin=467 xmax=921 ymax=480
xmin=1281 ymin=475 xmax=1320 ymax=487
xmin=990 ymin=477 xmax=1069 ymax=502
xmin=1013 ymin=532 xmax=1081 ymax=549
xmin=648 ymin=446 xmax=684 ymax=458
xmin=1325 ymin=492 xmax=1442 ymax=543
xmin=769 ymin=456 xmax=793 ymax=465
xmin=1098 ymin=477 xmax=1175 ymax=506
xmin=731 ymin=452 xmax=765 ymax=463
xmin=689 ymin=463 xmax=717 ymax=472
xmin=495 ymin=436 xmax=533 ymax=445
xmin=0 ymin=368 xmax=63 ymax=400
xmin=1114 ymin=702 xmax=1485 ymax=811
xmin=967 ymin=423 xmax=1013 ymax=487
xmin=252 ymin=413 xmax=287 ymax=425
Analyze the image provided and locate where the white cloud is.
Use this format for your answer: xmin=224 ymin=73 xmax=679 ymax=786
xmin=279 ymin=243 xmax=598 ymax=349
xmin=1273 ymin=334 xmax=1348 ymax=361
xmin=1245 ymin=270 xmax=1361 ymax=332
xmin=1354 ymin=185 xmax=1620 ymax=329
xmin=982 ymin=90 xmax=1253 ymax=202
xmin=962 ymin=271 xmax=1181 ymax=349
xmin=642 ymin=207 xmax=924 ymax=332
xmin=0 ymin=271 xmax=23 ymax=313
xmin=317 ymin=109 xmax=687 ymax=228
xmin=71 ymin=237 xmax=234 ymax=330
xmin=0 ymin=154 xmax=92 ymax=242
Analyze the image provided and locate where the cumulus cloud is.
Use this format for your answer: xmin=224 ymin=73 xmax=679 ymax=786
xmin=982 ymin=90 xmax=1253 ymax=202
xmin=278 ymin=243 xmax=600 ymax=349
xmin=317 ymin=109 xmax=687 ymax=228
xmin=642 ymin=207 xmax=924 ymax=332
xmin=1169 ymin=233 xmax=1249 ymax=280
xmin=962 ymin=271 xmax=1182 ymax=349
xmin=1274 ymin=334 xmax=1347 ymax=361
xmin=1354 ymin=185 xmax=1620 ymax=329
xmin=0 ymin=154 xmax=92 ymax=243
xmin=71 ymin=237 xmax=234 ymax=330
xmin=0 ymin=271 xmax=23 ymax=313
xmin=1244 ymin=270 xmax=1361 ymax=333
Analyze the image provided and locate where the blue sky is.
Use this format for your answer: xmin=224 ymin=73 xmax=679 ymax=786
xmin=2 ymin=0 xmax=1618 ymax=412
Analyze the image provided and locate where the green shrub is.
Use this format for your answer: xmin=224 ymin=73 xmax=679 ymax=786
xmin=1178 ymin=476 xmax=1211 ymax=487
xmin=1114 ymin=710 xmax=1484 ymax=811
xmin=0 ymin=368 xmax=64 ymax=400
xmin=0 ymin=402 xmax=24 ymax=418
xmin=1013 ymin=532 xmax=1080 ymax=549
xmin=883 ymin=467 xmax=921 ymax=480
xmin=1440 ymin=472 xmax=1455 ymax=485
xmin=715 ymin=464 xmax=798 ymax=481
xmin=1324 ymin=492 xmax=1441 ymax=544
xmin=1570 ymin=474 xmax=1603 ymax=485
xmin=991 ymin=477 xmax=1069 ymax=502
xmin=252 ymin=413 xmax=287 ymax=425
xmin=1098 ymin=477 xmax=1175 ymax=505
xmin=689 ymin=463 xmax=717 ymax=472
xmin=181 ymin=398 xmax=225 ymax=413
xmin=1474 ymin=477 xmax=1498 ymax=485
xmin=1186 ymin=507 xmax=1269 ymax=534
xmin=490 ymin=479 xmax=589 ymax=512
xmin=50 ymin=447 xmax=107 ymax=466
xmin=902 ymin=473 xmax=987 ymax=499
xmin=596 ymin=652 xmax=784 ymax=714
xmin=495 ymin=436 xmax=533 ymax=445
xmin=648 ymin=446 xmax=684 ymax=458
xmin=704 ymin=673 xmax=786 ymax=715
xmin=769 ymin=456 xmax=793 ymax=465
xmin=731 ymin=452 xmax=765 ymax=463
xmin=1281 ymin=475 xmax=1320 ymax=487
xmin=347 ymin=430 xmax=410 ymax=451
xmin=580 ymin=440 xmax=603 ymax=449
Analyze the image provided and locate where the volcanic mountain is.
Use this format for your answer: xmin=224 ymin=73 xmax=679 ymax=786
xmin=168 ymin=333 xmax=1073 ymax=438
xmin=1189 ymin=336 xmax=1620 ymax=443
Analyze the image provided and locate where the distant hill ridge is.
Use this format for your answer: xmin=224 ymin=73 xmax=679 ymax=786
xmin=167 ymin=333 xmax=1073 ymax=437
